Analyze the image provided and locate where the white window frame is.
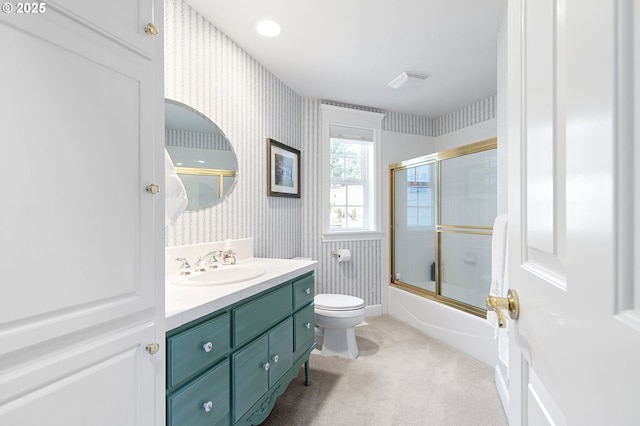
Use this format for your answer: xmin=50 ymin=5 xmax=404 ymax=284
xmin=321 ymin=104 xmax=385 ymax=241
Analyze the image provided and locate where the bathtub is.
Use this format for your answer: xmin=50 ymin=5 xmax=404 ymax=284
xmin=387 ymin=286 xmax=498 ymax=366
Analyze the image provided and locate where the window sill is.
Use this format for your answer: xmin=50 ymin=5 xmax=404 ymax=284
xmin=322 ymin=230 xmax=384 ymax=242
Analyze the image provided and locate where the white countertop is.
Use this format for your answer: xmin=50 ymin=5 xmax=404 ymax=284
xmin=165 ymin=257 xmax=318 ymax=331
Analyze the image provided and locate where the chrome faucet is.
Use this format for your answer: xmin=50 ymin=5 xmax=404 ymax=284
xmin=194 ymin=251 xmax=222 ymax=271
xmin=175 ymin=258 xmax=191 ymax=275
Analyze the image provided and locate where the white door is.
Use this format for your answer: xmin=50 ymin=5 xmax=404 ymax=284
xmin=507 ymin=0 xmax=640 ymax=424
xmin=0 ymin=3 xmax=164 ymax=424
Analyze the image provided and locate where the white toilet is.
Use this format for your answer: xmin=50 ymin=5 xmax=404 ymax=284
xmin=314 ymin=293 xmax=365 ymax=359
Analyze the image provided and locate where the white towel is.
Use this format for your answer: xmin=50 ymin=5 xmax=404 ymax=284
xmin=164 ymin=148 xmax=188 ymax=225
xmin=486 ymin=214 xmax=510 ymax=377
xmin=486 ymin=214 xmax=508 ymax=333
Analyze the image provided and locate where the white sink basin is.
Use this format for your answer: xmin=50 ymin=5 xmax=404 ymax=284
xmin=171 ymin=265 xmax=265 ymax=287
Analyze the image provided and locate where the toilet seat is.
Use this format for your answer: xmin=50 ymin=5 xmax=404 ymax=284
xmin=315 ymin=294 xmax=364 ymax=311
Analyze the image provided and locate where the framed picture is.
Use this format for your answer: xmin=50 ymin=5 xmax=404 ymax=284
xmin=267 ymin=138 xmax=301 ymax=197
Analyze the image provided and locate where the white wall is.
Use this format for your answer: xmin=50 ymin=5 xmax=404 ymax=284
xmin=435 ymin=117 xmax=497 ymax=152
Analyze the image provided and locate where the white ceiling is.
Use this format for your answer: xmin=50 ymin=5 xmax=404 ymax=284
xmin=185 ymin=0 xmax=507 ymax=118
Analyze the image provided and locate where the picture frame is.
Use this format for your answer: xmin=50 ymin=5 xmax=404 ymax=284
xmin=267 ymin=138 xmax=301 ymax=198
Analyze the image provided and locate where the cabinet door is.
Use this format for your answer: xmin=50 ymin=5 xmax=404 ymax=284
xmin=48 ymin=0 xmax=156 ymax=57
xmin=268 ymin=318 xmax=293 ymax=386
xmin=0 ymin=3 xmax=164 ymax=424
xmin=232 ymin=335 xmax=269 ymax=422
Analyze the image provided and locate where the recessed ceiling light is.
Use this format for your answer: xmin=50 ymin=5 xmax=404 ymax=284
xmin=256 ymin=20 xmax=281 ymax=37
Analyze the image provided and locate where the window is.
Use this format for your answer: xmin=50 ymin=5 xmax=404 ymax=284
xmin=321 ymin=105 xmax=384 ymax=240
xmin=330 ymin=135 xmax=370 ymax=230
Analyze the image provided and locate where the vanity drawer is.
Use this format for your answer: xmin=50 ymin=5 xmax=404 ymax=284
xmin=292 ymin=273 xmax=314 ymax=311
xmin=293 ymin=304 xmax=315 ymax=357
xmin=167 ymin=359 xmax=230 ymax=426
xmin=233 ymin=284 xmax=292 ymax=347
xmin=167 ymin=313 xmax=230 ymax=389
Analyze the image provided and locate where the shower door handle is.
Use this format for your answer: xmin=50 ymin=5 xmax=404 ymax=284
xmin=486 ymin=289 xmax=519 ymax=329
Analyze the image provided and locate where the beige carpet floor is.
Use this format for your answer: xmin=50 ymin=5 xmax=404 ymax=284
xmin=262 ymin=315 xmax=508 ymax=426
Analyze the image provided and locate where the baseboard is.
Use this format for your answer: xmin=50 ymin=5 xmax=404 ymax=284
xmin=364 ymin=304 xmax=382 ymax=317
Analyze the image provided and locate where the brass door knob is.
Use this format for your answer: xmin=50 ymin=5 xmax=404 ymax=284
xmin=486 ymin=289 xmax=519 ymax=328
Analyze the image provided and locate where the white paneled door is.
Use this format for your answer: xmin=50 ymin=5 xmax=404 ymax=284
xmin=0 ymin=2 xmax=164 ymax=424
xmin=507 ymin=0 xmax=640 ymax=424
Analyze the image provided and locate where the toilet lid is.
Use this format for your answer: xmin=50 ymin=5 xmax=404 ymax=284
xmin=315 ymin=294 xmax=365 ymax=311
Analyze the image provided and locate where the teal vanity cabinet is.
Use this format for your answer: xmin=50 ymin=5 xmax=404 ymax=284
xmin=166 ymin=271 xmax=315 ymax=426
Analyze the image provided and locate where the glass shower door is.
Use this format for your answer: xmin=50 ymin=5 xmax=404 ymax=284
xmin=438 ymin=149 xmax=496 ymax=309
xmin=390 ymin=138 xmax=497 ymax=318
xmin=392 ymin=162 xmax=436 ymax=292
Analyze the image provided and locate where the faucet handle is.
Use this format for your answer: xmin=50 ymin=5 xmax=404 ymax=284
xmin=203 ymin=252 xmax=220 ymax=270
xmin=206 ymin=254 xmax=219 ymax=269
xmin=223 ymin=249 xmax=236 ymax=265
xmin=194 ymin=251 xmax=223 ymax=271
xmin=175 ymin=257 xmax=191 ymax=275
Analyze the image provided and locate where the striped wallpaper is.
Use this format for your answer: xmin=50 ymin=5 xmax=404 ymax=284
xmin=321 ymin=97 xmax=497 ymax=138
xmin=165 ymin=129 xmax=233 ymax=151
xmin=431 ymin=95 xmax=497 ymax=137
xmin=164 ymin=0 xmax=496 ymax=306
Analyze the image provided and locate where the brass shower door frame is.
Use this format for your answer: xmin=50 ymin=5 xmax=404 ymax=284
xmin=389 ymin=138 xmax=497 ymax=318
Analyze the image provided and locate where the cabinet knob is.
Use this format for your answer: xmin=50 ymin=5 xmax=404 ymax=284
xmin=305 ymin=322 xmax=311 ymax=329
xmin=262 ymin=362 xmax=270 ymax=371
xmin=144 ymin=22 xmax=159 ymax=36
xmin=272 ymin=354 xmax=279 ymax=363
xmin=202 ymin=342 xmax=213 ymax=353
xmin=203 ymin=401 xmax=213 ymax=412
xmin=145 ymin=343 xmax=159 ymax=355
xmin=145 ymin=183 xmax=160 ymax=195
xmin=305 ymin=288 xmax=311 ymax=294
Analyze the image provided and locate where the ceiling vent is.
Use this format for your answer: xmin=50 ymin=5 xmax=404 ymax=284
xmin=388 ymin=72 xmax=430 ymax=89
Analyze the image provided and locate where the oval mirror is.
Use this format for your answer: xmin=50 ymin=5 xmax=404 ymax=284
xmin=165 ymin=99 xmax=238 ymax=211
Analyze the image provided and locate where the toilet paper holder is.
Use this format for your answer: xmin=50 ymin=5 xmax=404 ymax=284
xmin=331 ymin=249 xmax=351 ymax=262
